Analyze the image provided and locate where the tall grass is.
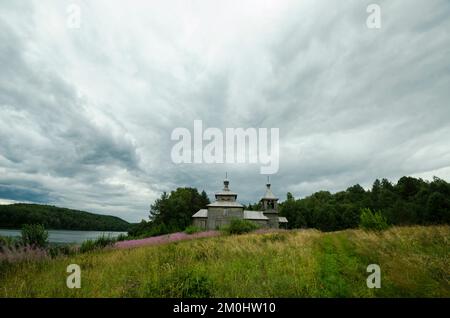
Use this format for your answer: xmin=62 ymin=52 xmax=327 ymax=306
xmin=79 ymin=235 xmax=117 ymax=253
xmin=0 ymin=225 xmax=448 ymax=297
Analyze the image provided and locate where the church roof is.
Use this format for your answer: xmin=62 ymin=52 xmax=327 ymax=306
xmin=192 ymin=209 xmax=207 ymax=218
xmin=215 ymin=177 xmax=238 ymax=196
xmin=209 ymin=176 xmax=242 ymax=205
xmin=243 ymin=210 xmax=268 ymax=220
xmin=261 ymin=183 xmax=278 ymax=200
xmin=215 ymin=191 xmax=238 ymax=196
xmin=207 ymin=201 xmax=243 ymax=208
xmin=192 ymin=209 xmax=269 ymax=220
xmin=278 ymin=216 xmax=288 ymax=223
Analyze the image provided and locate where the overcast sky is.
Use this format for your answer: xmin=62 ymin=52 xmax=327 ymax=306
xmin=0 ymin=0 xmax=449 ymax=222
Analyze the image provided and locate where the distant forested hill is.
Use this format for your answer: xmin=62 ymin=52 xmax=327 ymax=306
xmin=0 ymin=204 xmax=130 ymax=231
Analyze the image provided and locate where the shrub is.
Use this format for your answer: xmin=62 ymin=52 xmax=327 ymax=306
xmin=79 ymin=235 xmax=116 ymax=253
xmin=221 ymin=218 xmax=259 ymax=235
xmin=359 ymin=208 xmax=390 ymax=231
xmin=21 ymin=224 xmax=49 ymax=248
xmin=0 ymin=235 xmax=21 ymax=252
xmin=184 ymin=225 xmax=202 ymax=235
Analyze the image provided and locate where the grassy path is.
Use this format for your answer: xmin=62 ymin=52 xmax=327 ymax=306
xmin=0 ymin=226 xmax=448 ymax=297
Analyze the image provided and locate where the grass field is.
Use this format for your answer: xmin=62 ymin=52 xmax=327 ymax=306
xmin=0 ymin=225 xmax=448 ymax=297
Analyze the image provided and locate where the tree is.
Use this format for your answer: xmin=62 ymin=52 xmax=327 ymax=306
xmin=149 ymin=191 xmax=168 ymax=222
xmin=426 ymin=192 xmax=450 ymax=224
xmin=21 ymin=224 xmax=49 ymax=248
xmin=279 ymin=198 xmax=304 ymax=229
xmin=371 ymin=179 xmax=382 ymax=210
xmin=315 ymin=204 xmax=337 ymax=232
xmin=286 ymin=192 xmax=294 ymax=201
xmin=359 ymin=208 xmax=389 ymax=231
xmin=396 ymin=176 xmax=425 ymax=200
xmin=200 ymin=190 xmax=210 ymax=207
xmin=278 ymin=176 xmax=450 ymax=232
xmin=135 ymin=176 xmax=450 ymax=236
xmin=135 ymin=188 xmax=211 ymax=238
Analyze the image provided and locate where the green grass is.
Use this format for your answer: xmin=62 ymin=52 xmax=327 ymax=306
xmin=0 ymin=225 xmax=448 ymax=297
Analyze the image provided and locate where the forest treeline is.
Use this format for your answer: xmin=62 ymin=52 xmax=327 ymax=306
xmin=4 ymin=176 xmax=446 ymax=236
xmin=131 ymin=176 xmax=450 ymax=238
xmin=277 ymin=176 xmax=450 ymax=231
xmin=0 ymin=204 xmax=131 ymax=231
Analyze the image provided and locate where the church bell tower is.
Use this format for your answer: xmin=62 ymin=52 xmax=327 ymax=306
xmin=260 ymin=178 xmax=279 ymax=228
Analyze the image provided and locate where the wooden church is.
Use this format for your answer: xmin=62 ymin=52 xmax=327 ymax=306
xmin=192 ymin=177 xmax=288 ymax=230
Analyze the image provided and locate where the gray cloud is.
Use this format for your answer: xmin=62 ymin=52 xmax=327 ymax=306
xmin=0 ymin=0 xmax=449 ymax=222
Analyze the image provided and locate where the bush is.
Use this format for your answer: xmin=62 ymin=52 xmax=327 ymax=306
xmin=221 ymin=218 xmax=259 ymax=235
xmin=359 ymin=208 xmax=390 ymax=231
xmin=184 ymin=225 xmax=202 ymax=234
xmin=21 ymin=224 xmax=49 ymax=248
xmin=79 ymin=235 xmax=116 ymax=253
xmin=0 ymin=235 xmax=21 ymax=252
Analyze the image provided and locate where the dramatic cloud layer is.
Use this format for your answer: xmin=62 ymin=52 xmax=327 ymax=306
xmin=1 ymin=0 xmax=449 ymax=222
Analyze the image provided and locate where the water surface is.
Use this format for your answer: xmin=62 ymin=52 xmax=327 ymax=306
xmin=0 ymin=229 xmax=127 ymax=244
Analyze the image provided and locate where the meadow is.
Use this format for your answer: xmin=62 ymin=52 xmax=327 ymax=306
xmin=0 ymin=225 xmax=448 ymax=297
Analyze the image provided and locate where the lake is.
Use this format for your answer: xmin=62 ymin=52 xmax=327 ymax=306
xmin=0 ymin=229 xmax=127 ymax=244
